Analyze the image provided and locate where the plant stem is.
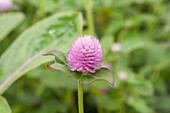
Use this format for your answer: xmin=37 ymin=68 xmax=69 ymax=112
xmin=85 ymin=0 xmax=95 ymax=34
xmin=78 ymin=80 xmax=84 ymax=113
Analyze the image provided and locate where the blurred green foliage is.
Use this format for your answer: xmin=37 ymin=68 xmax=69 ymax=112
xmin=0 ymin=0 xmax=170 ymax=113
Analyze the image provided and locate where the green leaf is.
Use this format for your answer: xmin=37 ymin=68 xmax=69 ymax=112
xmin=127 ymin=96 xmax=153 ymax=113
xmin=130 ymin=81 xmax=154 ymax=97
xmin=154 ymin=78 xmax=167 ymax=94
xmin=27 ymin=66 xmax=90 ymax=98
xmin=81 ymin=68 xmax=115 ymax=86
xmin=132 ymin=14 xmax=157 ymax=26
xmin=96 ymin=91 xmax=125 ymax=111
xmin=43 ymin=50 xmax=115 ymax=86
xmin=42 ymin=50 xmax=68 ymax=65
xmin=149 ymin=96 xmax=170 ymax=112
xmin=47 ymin=63 xmax=82 ymax=80
xmin=0 ymin=96 xmax=11 ymax=113
xmin=0 ymin=12 xmax=24 ymax=42
xmin=101 ymin=35 xmax=113 ymax=58
xmin=121 ymin=38 xmax=145 ymax=53
xmin=106 ymin=20 xmax=124 ymax=35
xmin=40 ymin=69 xmax=77 ymax=90
xmin=0 ymin=12 xmax=83 ymax=95
xmin=37 ymin=99 xmax=69 ymax=113
xmin=47 ymin=63 xmax=115 ymax=86
xmin=45 ymin=59 xmax=114 ymax=87
xmin=27 ymin=65 xmax=88 ymax=90
xmin=112 ymin=0 xmax=135 ymax=7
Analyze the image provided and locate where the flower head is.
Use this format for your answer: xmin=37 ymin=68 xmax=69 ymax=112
xmin=66 ymin=35 xmax=103 ymax=73
xmin=0 ymin=0 xmax=12 ymax=11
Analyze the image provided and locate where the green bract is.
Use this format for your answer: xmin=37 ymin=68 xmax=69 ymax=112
xmin=43 ymin=50 xmax=115 ymax=86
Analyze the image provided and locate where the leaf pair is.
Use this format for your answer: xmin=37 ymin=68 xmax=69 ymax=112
xmin=43 ymin=50 xmax=115 ymax=86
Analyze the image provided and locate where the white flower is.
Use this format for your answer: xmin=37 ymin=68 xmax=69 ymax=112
xmin=118 ymin=71 xmax=128 ymax=80
xmin=110 ymin=43 xmax=122 ymax=52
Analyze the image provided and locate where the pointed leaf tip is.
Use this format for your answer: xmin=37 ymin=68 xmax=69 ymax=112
xmin=42 ymin=50 xmax=60 ymax=56
xmin=43 ymin=50 xmax=68 ymax=65
xmin=0 ymin=96 xmax=11 ymax=113
xmin=81 ymin=67 xmax=115 ymax=86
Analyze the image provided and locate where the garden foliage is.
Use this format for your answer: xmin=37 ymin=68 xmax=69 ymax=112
xmin=0 ymin=0 xmax=170 ymax=113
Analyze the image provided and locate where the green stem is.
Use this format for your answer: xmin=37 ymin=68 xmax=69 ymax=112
xmin=78 ymin=80 xmax=84 ymax=113
xmin=85 ymin=0 xmax=95 ymax=34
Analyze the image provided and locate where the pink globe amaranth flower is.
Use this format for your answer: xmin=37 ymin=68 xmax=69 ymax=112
xmin=0 ymin=0 xmax=12 ymax=11
xmin=118 ymin=71 xmax=128 ymax=80
xmin=66 ymin=35 xmax=104 ymax=73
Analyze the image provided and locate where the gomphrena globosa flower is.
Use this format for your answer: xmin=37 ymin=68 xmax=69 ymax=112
xmin=0 ymin=0 xmax=12 ymax=11
xmin=66 ymin=35 xmax=103 ymax=73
